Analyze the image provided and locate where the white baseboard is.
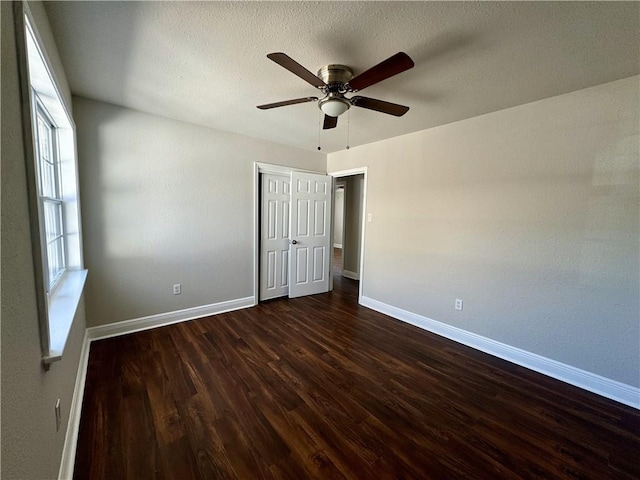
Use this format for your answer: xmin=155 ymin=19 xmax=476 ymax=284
xmin=360 ymin=296 xmax=640 ymax=409
xmin=342 ymin=270 xmax=360 ymax=281
xmin=333 ymin=243 xmax=343 ymax=249
xmin=58 ymin=330 xmax=91 ymax=480
xmin=87 ymin=296 xmax=254 ymax=341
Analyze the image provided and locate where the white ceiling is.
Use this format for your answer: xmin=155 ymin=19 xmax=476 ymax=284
xmin=44 ymin=1 xmax=639 ymax=154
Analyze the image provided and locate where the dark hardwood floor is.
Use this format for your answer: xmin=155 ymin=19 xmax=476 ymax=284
xmin=333 ymin=247 xmax=342 ymax=274
xmin=75 ymin=273 xmax=639 ymax=479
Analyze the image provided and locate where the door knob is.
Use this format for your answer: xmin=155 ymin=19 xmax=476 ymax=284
xmin=291 ymin=240 xmax=298 ymax=244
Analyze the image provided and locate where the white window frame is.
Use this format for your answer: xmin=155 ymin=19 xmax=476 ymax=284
xmin=33 ymin=96 xmax=68 ymax=292
xmin=16 ymin=3 xmax=88 ymax=366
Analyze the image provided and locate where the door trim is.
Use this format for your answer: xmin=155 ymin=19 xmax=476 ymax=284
xmin=328 ymin=167 xmax=368 ymax=304
xmin=253 ymin=162 xmax=326 ymax=305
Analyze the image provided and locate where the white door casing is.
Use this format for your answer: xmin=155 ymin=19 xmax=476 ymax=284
xmin=289 ymin=171 xmax=332 ymax=298
xmin=260 ymin=174 xmax=290 ymax=300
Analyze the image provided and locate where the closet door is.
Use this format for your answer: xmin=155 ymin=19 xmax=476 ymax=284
xmin=260 ymin=174 xmax=290 ymax=300
xmin=289 ymin=171 xmax=332 ymax=298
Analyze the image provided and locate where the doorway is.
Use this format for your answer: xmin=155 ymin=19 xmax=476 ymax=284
xmin=333 ymin=184 xmax=345 ymax=275
xmin=329 ymin=168 xmax=368 ymax=302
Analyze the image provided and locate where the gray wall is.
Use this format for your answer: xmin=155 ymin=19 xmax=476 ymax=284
xmin=74 ymin=97 xmax=326 ymax=327
xmin=343 ymin=174 xmax=364 ymax=276
xmin=1 ymin=2 xmax=87 ymax=478
xmin=333 ymin=187 xmax=344 ymax=247
xmin=328 ymin=76 xmax=639 ymax=387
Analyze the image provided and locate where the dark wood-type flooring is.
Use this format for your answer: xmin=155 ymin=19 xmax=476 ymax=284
xmin=75 ymin=274 xmax=639 ymax=479
xmin=333 ymin=247 xmax=342 ymax=274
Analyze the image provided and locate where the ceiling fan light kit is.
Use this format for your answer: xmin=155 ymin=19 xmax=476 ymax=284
xmin=257 ymin=52 xmax=414 ymax=131
xmin=319 ymin=96 xmax=350 ymax=117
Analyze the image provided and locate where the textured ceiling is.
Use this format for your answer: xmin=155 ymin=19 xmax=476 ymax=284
xmin=44 ymin=1 xmax=639 ymax=153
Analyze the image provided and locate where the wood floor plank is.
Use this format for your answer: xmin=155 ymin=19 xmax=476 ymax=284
xmin=74 ymin=274 xmax=640 ymax=479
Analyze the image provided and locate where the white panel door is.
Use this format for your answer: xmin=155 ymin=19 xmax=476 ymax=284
xmin=289 ymin=171 xmax=332 ymax=298
xmin=260 ymin=174 xmax=291 ymax=300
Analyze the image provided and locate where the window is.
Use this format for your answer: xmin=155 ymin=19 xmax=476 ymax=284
xmin=17 ymin=6 xmax=87 ymax=365
xmin=34 ymin=100 xmax=67 ymax=290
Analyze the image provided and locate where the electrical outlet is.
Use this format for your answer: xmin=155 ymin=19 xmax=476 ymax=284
xmin=55 ymin=398 xmax=61 ymax=432
xmin=173 ymin=284 xmax=181 ymax=295
xmin=455 ymin=299 xmax=463 ymax=311
xmin=367 ymin=213 xmax=372 ymax=222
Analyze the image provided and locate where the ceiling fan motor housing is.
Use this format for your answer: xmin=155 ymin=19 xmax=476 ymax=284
xmin=317 ymin=65 xmax=353 ymax=116
xmin=317 ymin=64 xmax=354 ymax=87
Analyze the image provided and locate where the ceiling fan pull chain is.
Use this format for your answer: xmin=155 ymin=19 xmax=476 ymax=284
xmin=317 ymin=108 xmax=322 ymax=151
xmin=346 ymin=109 xmax=350 ymax=150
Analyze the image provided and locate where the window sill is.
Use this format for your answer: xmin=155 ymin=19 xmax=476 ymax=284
xmin=43 ymin=269 xmax=88 ymax=365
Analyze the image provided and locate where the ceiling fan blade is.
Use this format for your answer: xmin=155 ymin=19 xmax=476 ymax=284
xmin=257 ymin=97 xmax=318 ymax=110
xmin=347 ymin=52 xmax=414 ymax=92
xmin=267 ymin=53 xmax=327 ymax=88
xmin=323 ymin=115 xmax=338 ymax=129
xmin=350 ymin=96 xmax=410 ymax=116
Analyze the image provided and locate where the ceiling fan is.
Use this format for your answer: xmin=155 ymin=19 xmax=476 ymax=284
xmin=257 ymin=52 xmax=414 ymax=130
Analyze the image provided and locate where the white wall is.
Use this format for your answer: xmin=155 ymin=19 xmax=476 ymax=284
xmin=1 ymin=2 xmax=87 ymax=478
xmin=328 ymin=76 xmax=639 ymax=387
xmin=74 ymin=97 xmax=326 ymax=327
